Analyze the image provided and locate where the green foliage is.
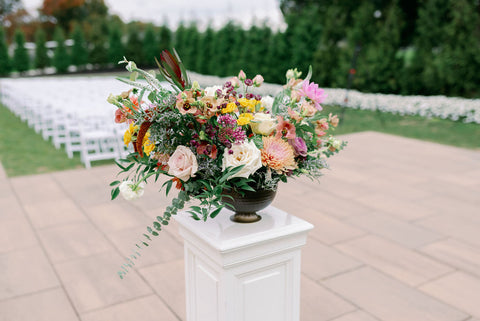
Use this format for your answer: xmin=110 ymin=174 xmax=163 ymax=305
xmin=125 ymin=23 xmax=144 ymax=65
xmin=53 ymin=27 xmax=69 ymax=73
xmin=0 ymin=27 xmax=11 ymax=76
xmin=312 ymin=5 xmax=348 ymax=87
xmin=436 ymin=0 xmax=480 ymax=97
xmin=411 ymin=0 xmax=449 ymax=95
xmin=211 ymin=21 xmax=238 ymax=76
xmin=265 ymin=31 xmax=289 ymax=84
xmin=158 ymin=24 xmax=172 ymax=53
xmin=182 ymin=22 xmax=201 ymax=72
xmin=13 ymin=29 xmax=29 ymax=73
xmin=70 ymin=24 xmax=88 ymax=67
xmin=87 ymin=16 xmax=109 ymax=66
xmin=196 ymin=25 xmax=215 ymax=75
xmin=173 ymin=22 xmax=188 ymax=61
xmin=358 ymin=1 xmax=404 ymax=93
xmin=34 ymin=29 xmax=49 ymax=69
xmin=107 ymin=22 xmax=125 ymax=64
xmin=142 ymin=24 xmax=157 ymax=67
xmin=286 ymin=7 xmax=322 ymax=75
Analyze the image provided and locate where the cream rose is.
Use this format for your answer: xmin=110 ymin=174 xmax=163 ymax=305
xmin=222 ymin=141 xmax=262 ymax=179
xmin=250 ymin=112 xmax=276 ymax=136
xmin=167 ymin=146 xmax=198 ymax=181
xmin=204 ymin=85 xmax=226 ymax=98
xmin=261 ymin=96 xmax=274 ymax=111
xmin=119 ymin=180 xmax=145 ymax=201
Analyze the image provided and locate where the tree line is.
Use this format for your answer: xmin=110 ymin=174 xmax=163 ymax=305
xmin=1 ymin=0 xmax=479 ymax=98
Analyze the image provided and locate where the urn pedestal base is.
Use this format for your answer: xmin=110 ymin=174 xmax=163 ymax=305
xmin=176 ymin=206 xmax=313 ymax=321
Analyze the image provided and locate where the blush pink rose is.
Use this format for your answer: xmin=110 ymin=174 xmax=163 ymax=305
xmin=167 ymin=146 xmax=198 ymax=181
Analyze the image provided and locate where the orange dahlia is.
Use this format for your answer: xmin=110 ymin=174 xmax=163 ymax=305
xmin=261 ymin=136 xmax=297 ymax=173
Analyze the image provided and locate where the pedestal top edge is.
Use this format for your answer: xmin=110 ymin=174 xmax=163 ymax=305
xmin=175 ymin=206 xmax=314 ymax=252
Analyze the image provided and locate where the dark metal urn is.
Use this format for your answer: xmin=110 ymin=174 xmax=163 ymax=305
xmin=221 ymin=188 xmax=277 ymax=223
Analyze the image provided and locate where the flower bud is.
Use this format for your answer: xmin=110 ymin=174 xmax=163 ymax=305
xmin=252 ymin=74 xmax=264 ymax=87
xmin=238 ymin=70 xmax=246 ymax=81
xmin=230 ymin=76 xmax=241 ymax=88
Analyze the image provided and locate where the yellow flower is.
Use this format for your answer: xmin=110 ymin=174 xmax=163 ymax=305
xmin=238 ymin=98 xmax=258 ymax=111
xmin=237 ymin=113 xmax=254 ymax=126
xmin=143 ymin=137 xmax=155 ymax=156
xmin=222 ymin=102 xmax=238 ymax=114
xmin=124 ymin=123 xmax=139 ymax=146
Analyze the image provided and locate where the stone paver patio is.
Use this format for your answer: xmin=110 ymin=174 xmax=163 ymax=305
xmin=1 ymin=131 xmax=479 ymax=321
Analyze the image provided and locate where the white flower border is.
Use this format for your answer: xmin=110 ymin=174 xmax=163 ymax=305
xmin=190 ymin=72 xmax=480 ymax=124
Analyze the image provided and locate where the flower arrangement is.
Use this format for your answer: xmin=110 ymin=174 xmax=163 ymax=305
xmin=107 ymin=50 xmax=345 ymax=276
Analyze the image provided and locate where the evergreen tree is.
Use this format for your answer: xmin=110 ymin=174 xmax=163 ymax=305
xmin=196 ymin=24 xmax=215 ymax=75
xmin=158 ymin=24 xmax=172 ymax=52
xmin=142 ymin=24 xmax=157 ymax=67
xmin=343 ymin=1 xmax=377 ymax=90
xmin=288 ymin=7 xmax=322 ymax=75
xmin=266 ymin=31 xmax=289 ymax=84
xmin=34 ymin=29 xmax=49 ymax=70
xmin=0 ymin=27 xmax=11 ymax=76
xmin=437 ymin=0 xmax=480 ymax=96
xmin=108 ymin=22 xmax=125 ymax=65
xmin=229 ymin=26 xmax=246 ymax=76
xmin=125 ymin=23 xmax=144 ymax=64
xmin=174 ymin=22 xmax=188 ymax=59
xmin=358 ymin=1 xmax=404 ymax=93
xmin=13 ymin=29 xmax=29 ymax=73
xmin=211 ymin=21 xmax=237 ymax=76
xmin=182 ymin=22 xmax=200 ymax=71
xmin=412 ymin=0 xmax=449 ymax=95
xmin=88 ymin=16 xmax=109 ymax=66
xmin=53 ymin=27 xmax=69 ymax=73
xmin=70 ymin=24 xmax=88 ymax=68
xmin=312 ymin=4 xmax=347 ymax=87
xmin=240 ymin=23 xmax=265 ymax=77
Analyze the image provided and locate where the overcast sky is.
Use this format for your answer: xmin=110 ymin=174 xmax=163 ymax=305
xmin=20 ymin=0 xmax=285 ymax=29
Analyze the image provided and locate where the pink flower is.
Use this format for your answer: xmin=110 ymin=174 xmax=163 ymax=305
xmin=238 ymin=70 xmax=246 ymax=81
xmin=288 ymin=137 xmax=308 ymax=157
xmin=252 ymin=74 xmax=264 ymax=87
xmin=298 ymin=81 xmax=327 ymax=110
xmin=261 ymin=136 xmax=297 ymax=173
xmin=329 ymin=113 xmax=339 ymax=127
xmin=114 ymin=108 xmax=127 ymax=123
xmin=287 ymin=107 xmax=303 ymax=122
xmin=230 ymin=76 xmax=241 ymax=88
xmin=275 ymin=116 xmax=296 ymax=140
xmin=167 ymin=146 xmax=198 ymax=181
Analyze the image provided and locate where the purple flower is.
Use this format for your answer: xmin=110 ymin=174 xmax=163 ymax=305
xmin=298 ymin=81 xmax=327 ymax=111
xmin=289 ymin=137 xmax=308 ymax=157
xmin=244 ymin=79 xmax=253 ymax=86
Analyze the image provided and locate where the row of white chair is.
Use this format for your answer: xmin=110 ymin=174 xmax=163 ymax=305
xmin=0 ymin=77 xmax=132 ymax=168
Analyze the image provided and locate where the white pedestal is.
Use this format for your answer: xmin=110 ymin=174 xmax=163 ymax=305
xmin=175 ymin=206 xmax=314 ymax=321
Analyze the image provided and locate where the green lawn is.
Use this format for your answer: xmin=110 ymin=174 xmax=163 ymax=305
xmin=0 ymin=103 xmax=114 ymax=177
xmin=0 ymin=102 xmax=478 ymax=177
xmin=323 ymin=105 xmax=480 ymax=150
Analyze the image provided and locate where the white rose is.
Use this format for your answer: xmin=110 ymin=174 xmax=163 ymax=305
xmin=332 ymin=139 xmax=342 ymax=150
xmin=261 ymin=96 xmax=274 ymax=111
xmin=119 ymin=180 xmax=145 ymax=201
xmin=250 ymin=112 xmax=276 ymax=136
xmin=167 ymin=146 xmax=198 ymax=181
xmin=204 ymin=85 xmax=225 ymax=98
xmin=222 ymin=141 xmax=262 ymax=179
